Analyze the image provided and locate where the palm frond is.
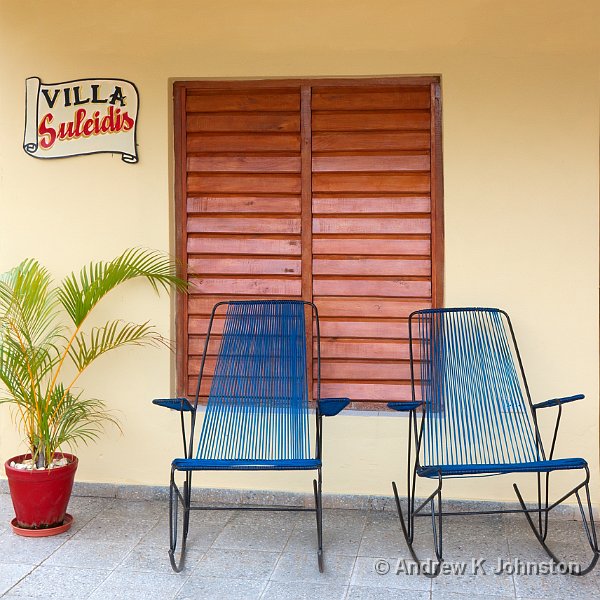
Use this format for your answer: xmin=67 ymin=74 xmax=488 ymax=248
xmin=43 ymin=387 xmax=121 ymax=466
xmin=67 ymin=319 xmax=164 ymax=373
xmin=0 ymin=259 xmax=64 ymax=346
xmin=58 ymin=248 xmax=187 ymax=327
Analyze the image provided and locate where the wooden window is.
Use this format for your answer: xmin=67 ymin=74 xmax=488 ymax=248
xmin=175 ymin=78 xmax=443 ymax=408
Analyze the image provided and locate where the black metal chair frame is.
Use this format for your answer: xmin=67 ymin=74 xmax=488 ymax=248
xmin=154 ymin=300 xmax=349 ymax=573
xmin=390 ymin=308 xmax=599 ymax=577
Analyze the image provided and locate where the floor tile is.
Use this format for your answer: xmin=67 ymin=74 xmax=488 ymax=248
xmin=0 ymin=563 xmax=35 ymax=596
xmin=116 ymin=544 xmax=204 ymax=574
xmin=73 ymin=514 xmax=158 ymax=543
xmin=42 ymin=538 xmax=137 ymax=570
xmin=6 ymin=565 xmax=110 ymax=599
xmin=358 ymin=512 xmax=409 ymax=557
xmin=97 ymin=500 xmax=166 ymax=521
xmin=351 ymin=556 xmax=432 ymax=592
xmin=212 ymin=520 xmax=295 ymax=553
xmin=431 ymin=569 xmax=515 ymax=598
xmin=347 ymin=585 xmax=431 ymax=600
xmin=87 ymin=569 xmax=186 ymax=600
xmin=512 ymin=568 xmax=600 ymax=600
xmin=193 ymin=548 xmax=279 ymax=580
xmin=66 ymin=496 xmax=114 ymax=520
xmin=270 ymin=552 xmax=356 ymax=585
xmin=285 ymin=509 xmax=367 ymax=556
xmin=137 ymin=517 xmax=228 ymax=551
xmin=175 ymin=576 xmax=265 ymax=600
xmin=261 ymin=580 xmax=348 ymax=600
xmin=431 ymin=591 xmax=514 ymax=600
xmin=0 ymin=534 xmax=68 ymax=565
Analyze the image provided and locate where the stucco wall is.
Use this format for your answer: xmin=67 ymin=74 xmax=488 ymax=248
xmin=0 ymin=0 xmax=598 ymax=503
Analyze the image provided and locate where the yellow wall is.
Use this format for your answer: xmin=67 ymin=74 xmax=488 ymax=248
xmin=0 ymin=0 xmax=598 ymax=504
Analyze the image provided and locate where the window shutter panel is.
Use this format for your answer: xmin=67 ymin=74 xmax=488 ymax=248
xmin=181 ymin=87 xmax=304 ymax=399
xmin=176 ymin=80 xmax=442 ymax=407
xmin=311 ymin=85 xmax=434 ymax=408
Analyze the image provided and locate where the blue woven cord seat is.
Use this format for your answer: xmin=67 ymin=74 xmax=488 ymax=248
xmin=172 ymin=458 xmax=321 ymax=471
xmin=418 ymin=457 xmax=587 ymax=478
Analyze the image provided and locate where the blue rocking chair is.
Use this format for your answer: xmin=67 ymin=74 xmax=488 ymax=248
xmin=390 ymin=308 xmax=599 ymax=576
xmin=154 ymin=300 xmax=349 ymax=572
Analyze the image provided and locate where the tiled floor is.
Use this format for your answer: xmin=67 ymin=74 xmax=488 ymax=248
xmin=0 ymin=493 xmax=598 ymax=599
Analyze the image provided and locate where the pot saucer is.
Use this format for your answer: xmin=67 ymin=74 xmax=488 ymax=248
xmin=11 ymin=513 xmax=73 ymax=537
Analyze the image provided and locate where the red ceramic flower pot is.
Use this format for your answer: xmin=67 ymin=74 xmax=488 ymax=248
xmin=4 ymin=453 xmax=77 ymax=531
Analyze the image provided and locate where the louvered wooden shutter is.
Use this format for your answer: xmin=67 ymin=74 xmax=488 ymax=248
xmin=175 ymin=79 xmax=442 ymax=407
xmin=311 ymin=84 xmax=437 ymax=408
xmin=177 ymin=86 xmax=304 ymax=400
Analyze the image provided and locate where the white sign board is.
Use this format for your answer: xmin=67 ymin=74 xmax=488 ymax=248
xmin=24 ymin=77 xmax=139 ymax=163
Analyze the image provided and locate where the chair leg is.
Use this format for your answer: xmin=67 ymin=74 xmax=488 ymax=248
xmin=426 ymin=473 xmax=443 ymax=577
xmin=182 ymin=471 xmax=192 ymax=540
xmin=313 ymin=469 xmax=324 ymax=573
xmin=392 ymin=481 xmax=418 ymax=562
xmin=430 ymin=481 xmax=443 ymax=563
xmin=169 ymin=467 xmax=190 ymax=573
xmin=513 ymin=472 xmax=600 ymax=575
xmin=392 ymin=474 xmax=443 ymax=578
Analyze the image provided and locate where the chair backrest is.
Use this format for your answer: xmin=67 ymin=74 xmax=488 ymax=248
xmin=411 ymin=308 xmax=542 ymax=468
xmin=196 ymin=300 xmax=314 ymax=462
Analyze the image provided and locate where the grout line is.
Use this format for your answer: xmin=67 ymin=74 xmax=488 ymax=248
xmin=279 ymin=510 xmax=303 ymax=555
xmin=170 ymin=568 xmax=194 ymax=600
xmin=82 ymin=568 xmax=116 ymax=600
xmin=256 ymin=578 xmax=271 ymax=599
xmin=356 ymin=510 xmax=369 ymax=558
xmin=347 ymin=554 xmax=358 ymax=588
xmin=1 ymin=563 xmax=38 ymax=598
xmin=78 ymin=499 xmax=133 ymax=599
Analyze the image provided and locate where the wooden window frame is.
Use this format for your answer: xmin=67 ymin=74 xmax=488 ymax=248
xmin=173 ymin=76 xmax=444 ymax=402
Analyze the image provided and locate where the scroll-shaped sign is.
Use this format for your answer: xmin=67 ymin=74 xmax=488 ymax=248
xmin=24 ymin=77 xmax=139 ymax=163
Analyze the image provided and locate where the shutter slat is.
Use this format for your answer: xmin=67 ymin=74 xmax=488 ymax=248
xmin=312 ymin=196 xmax=430 ymax=214
xmin=187 ymin=196 xmax=301 ymax=214
xmin=188 ymin=236 xmax=301 ymax=255
xmin=313 ymin=131 xmax=430 ymax=151
xmin=312 ymin=154 xmax=430 ymax=172
xmin=187 ymin=132 xmax=300 ymax=152
xmin=187 ymin=113 xmax=300 ymax=132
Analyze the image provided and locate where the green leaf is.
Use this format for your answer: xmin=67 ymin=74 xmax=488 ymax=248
xmin=68 ymin=320 xmax=164 ymax=372
xmin=58 ymin=248 xmax=187 ymax=327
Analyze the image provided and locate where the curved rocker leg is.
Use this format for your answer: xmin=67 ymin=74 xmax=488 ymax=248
xmin=313 ymin=474 xmax=324 ymax=573
xmin=513 ymin=482 xmax=599 ymax=575
xmin=392 ymin=481 xmax=418 ymax=563
xmin=391 ymin=479 xmax=443 ymax=578
xmin=169 ymin=468 xmax=190 ymax=573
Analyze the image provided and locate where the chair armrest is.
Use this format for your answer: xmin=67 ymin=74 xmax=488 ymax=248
xmin=533 ymin=394 xmax=584 ymax=410
xmin=387 ymin=401 xmax=423 ymax=412
xmin=152 ymin=398 xmax=195 ymax=412
xmin=318 ymin=398 xmax=350 ymax=416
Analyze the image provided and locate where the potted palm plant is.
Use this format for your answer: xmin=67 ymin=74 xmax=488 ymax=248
xmin=0 ymin=248 xmax=186 ymax=536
